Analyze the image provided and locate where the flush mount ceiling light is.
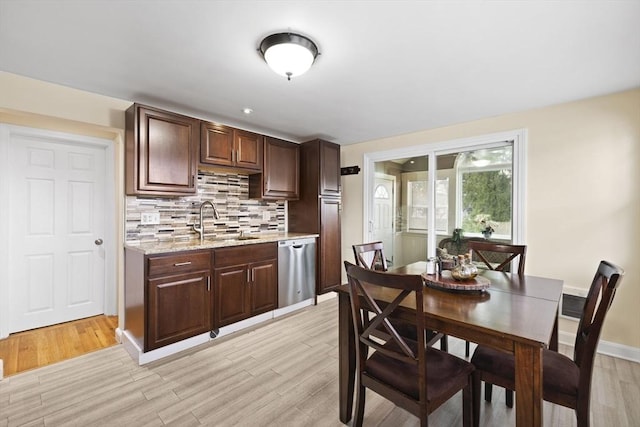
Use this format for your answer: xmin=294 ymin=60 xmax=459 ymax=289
xmin=259 ymin=32 xmax=319 ymax=81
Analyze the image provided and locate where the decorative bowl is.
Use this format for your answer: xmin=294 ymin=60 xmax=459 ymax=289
xmin=450 ymin=269 xmax=478 ymax=281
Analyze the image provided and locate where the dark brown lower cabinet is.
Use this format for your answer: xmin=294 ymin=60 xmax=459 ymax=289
xmin=125 ymin=244 xmax=278 ymax=352
xmin=213 ymin=264 xmax=251 ymax=326
xmin=147 ymin=270 xmax=211 ymax=351
xmin=213 ymin=243 xmax=278 ymax=327
xmin=319 ymin=197 xmax=342 ymax=293
xmin=145 ymin=250 xmax=212 ymax=351
xmin=125 ymin=248 xmax=213 ymax=352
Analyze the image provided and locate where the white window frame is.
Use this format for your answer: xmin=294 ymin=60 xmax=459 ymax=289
xmin=363 ymin=129 xmax=527 ymax=258
xmin=455 ymin=144 xmax=514 ymax=240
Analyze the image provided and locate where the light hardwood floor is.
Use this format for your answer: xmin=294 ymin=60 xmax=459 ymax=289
xmin=0 ymin=298 xmax=638 ymax=426
xmin=0 ymin=315 xmax=118 ymax=377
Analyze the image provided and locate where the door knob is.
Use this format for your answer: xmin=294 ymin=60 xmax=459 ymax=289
xmin=95 ymin=238 xmax=104 ymax=246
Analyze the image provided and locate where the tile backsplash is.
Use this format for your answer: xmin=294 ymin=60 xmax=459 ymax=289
xmin=125 ymin=171 xmax=285 ymax=243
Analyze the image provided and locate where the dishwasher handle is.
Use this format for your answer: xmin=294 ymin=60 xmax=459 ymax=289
xmin=278 ymin=237 xmax=317 ymax=248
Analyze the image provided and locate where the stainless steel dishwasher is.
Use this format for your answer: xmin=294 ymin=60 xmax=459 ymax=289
xmin=278 ymin=238 xmax=316 ymax=308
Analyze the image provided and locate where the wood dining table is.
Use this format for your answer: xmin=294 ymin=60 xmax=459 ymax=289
xmin=337 ymin=261 xmax=563 ymax=427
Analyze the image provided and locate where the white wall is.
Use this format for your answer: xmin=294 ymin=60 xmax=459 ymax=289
xmin=341 ymin=88 xmax=640 ymax=349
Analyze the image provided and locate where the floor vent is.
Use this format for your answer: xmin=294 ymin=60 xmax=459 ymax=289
xmin=560 ymin=286 xmax=587 ymax=320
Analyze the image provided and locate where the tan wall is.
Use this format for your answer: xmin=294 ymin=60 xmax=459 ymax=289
xmin=341 ymin=88 xmax=640 ymax=349
xmin=2 ymin=72 xmax=638 ymax=350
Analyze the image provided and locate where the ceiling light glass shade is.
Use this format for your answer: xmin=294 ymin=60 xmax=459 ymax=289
xmin=259 ymin=33 xmax=318 ymax=80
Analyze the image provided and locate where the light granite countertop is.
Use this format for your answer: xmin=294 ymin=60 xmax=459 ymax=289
xmin=124 ymin=232 xmax=319 ymax=255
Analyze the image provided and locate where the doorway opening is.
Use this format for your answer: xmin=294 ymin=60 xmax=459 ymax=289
xmin=0 ymin=124 xmax=118 ymax=370
xmin=363 ymin=130 xmax=526 ymax=266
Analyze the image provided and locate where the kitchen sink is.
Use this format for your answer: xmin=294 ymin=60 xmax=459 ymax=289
xmin=237 ymin=235 xmax=260 ymax=240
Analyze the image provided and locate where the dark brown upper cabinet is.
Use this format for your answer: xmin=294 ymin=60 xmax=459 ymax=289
xmin=125 ymin=103 xmax=199 ymax=196
xmin=249 ymin=137 xmax=299 ymax=200
xmin=200 ymin=122 xmax=263 ymax=172
xmin=318 ymin=139 xmax=341 ymax=197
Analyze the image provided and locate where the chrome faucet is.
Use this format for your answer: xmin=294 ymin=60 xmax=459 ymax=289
xmin=193 ymin=201 xmax=220 ymax=242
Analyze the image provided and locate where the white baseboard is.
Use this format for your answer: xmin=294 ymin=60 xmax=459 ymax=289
xmin=122 ymin=329 xmax=213 ymax=365
xmin=0 ymin=358 xmax=3 ymax=380
xmin=559 ymin=331 xmax=640 ymax=363
xmin=317 ymin=292 xmax=337 ymax=303
xmin=273 ymin=298 xmax=314 ymax=317
xmin=121 ymin=301 xmax=315 ymax=365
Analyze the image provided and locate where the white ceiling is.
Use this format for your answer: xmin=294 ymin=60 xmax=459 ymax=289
xmin=1 ymin=1 xmax=639 ymax=145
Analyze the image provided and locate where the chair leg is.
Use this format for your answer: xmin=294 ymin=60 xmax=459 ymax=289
xmin=472 ymin=373 xmax=482 ymax=427
xmin=353 ymin=384 xmax=366 ymax=427
xmin=440 ymin=334 xmax=448 ymax=352
xmin=463 ymin=383 xmax=473 ymax=427
xmin=484 ymin=382 xmax=492 ymax=403
xmin=420 ymin=411 xmax=429 ymax=427
xmin=505 ymin=389 xmax=514 ymax=408
xmin=465 ymin=340 xmax=470 ymax=357
xmin=576 ymin=401 xmax=590 ymax=427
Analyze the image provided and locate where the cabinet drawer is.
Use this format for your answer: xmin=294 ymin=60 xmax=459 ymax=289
xmin=214 ymin=243 xmax=277 ymax=267
xmin=147 ymin=250 xmax=212 ymax=277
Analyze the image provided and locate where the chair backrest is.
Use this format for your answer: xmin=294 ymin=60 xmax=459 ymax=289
xmin=344 ymin=261 xmax=426 ymax=398
xmin=467 ymin=240 xmax=527 ymax=276
xmin=574 ymin=261 xmax=624 ymax=394
xmin=352 ymin=241 xmax=388 ymax=271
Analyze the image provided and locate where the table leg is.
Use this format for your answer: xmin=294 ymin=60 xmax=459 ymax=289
xmin=338 ymin=292 xmax=355 ymax=423
xmin=550 ymin=309 xmax=559 ymax=351
xmin=514 ymin=342 xmax=543 ymax=427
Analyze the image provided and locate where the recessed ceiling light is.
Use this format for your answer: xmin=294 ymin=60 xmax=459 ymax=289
xmin=242 ymin=108 xmax=253 ymax=115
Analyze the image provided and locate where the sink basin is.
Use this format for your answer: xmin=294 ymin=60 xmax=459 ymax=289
xmin=237 ymin=235 xmax=260 ymax=240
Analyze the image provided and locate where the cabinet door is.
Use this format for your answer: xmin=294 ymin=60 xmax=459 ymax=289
xmin=319 ymin=197 xmax=342 ymax=294
xmin=264 ymin=138 xmax=299 ymax=199
xmin=320 ymin=141 xmax=341 ymax=197
xmin=200 ymin=122 xmax=234 ymax=167
xmin=234 ymin=129 xmax=263 ymax=171
xmin=147 ymin=271 xmax=211 ymax=351
xmin=131 ymin=105 xmax=198 ymax=195
xmin=251 ymin=137 xmax=299 ymax=200
xmin=250 ymin=259 xmax=278 ymax=315
xmin=214 ymin=264 xmax=251 ymax=327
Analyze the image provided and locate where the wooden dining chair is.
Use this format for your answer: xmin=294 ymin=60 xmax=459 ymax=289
xmin=463 ymin=241 xmax=527 ymax=360
xmin=467 ymin=240 xmax=527 ymax=276
xmin=470 ymin=260 xmax=624 ymax=427
xmin=352 ymin=242 xmax=447 ymax=350
xmin=352 ymin=241 xmax=389 ymax=271
xmin=344 ymin=261 xmax=474 ymax=427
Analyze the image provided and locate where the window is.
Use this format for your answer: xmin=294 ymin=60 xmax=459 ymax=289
xmin=407 ymin=180 xmax=427 ymax=231
xmin=364 ymin=129 xmax=525 ymax=262
xmin=434 ymin=177 xmax=449 ymax=232
xmin=374 ymin=184 xmax=389 ymax=199
xmin=456 ymin=146 xmax=513 ymax=238
xmin=405 ymin=175 xmax=449 ymax=233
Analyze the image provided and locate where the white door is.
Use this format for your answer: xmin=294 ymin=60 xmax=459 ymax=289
xmin=372 ymin=174 xmax=395 ymax=266
xmin=8 ymin=130 xmax=106 ymax=333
